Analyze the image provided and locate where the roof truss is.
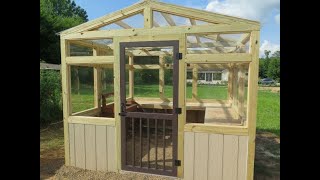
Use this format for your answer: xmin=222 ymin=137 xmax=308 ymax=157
xmin=60 ymin=0 xmax=259 ymax=36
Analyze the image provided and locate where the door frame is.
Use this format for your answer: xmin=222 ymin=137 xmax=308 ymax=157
xmin=119 ymin=40 xmax=180 ymax=176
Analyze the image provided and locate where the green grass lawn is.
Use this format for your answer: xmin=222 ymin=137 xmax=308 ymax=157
xmin=71 ymin=84 xmax=280 ymax=136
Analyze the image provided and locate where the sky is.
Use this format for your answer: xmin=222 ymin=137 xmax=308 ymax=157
xmin=74 ymin=0 xmax=280 ymax=57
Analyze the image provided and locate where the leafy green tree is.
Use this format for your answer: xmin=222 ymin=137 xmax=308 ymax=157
xmin=40 ymin=0 xmax=88 ymax=64
xmin=267 ymin=58 xmax=280 ymax=82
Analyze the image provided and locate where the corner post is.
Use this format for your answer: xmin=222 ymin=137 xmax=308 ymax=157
xmin=60 ymin=38 xmax=72 ymax=165
xmin=246 ymin=31 xmax=260 ymax=180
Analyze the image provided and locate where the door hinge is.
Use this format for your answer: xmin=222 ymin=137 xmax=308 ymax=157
xmin=176 ymin=52 xmax=182 ymax=60
xmin=175 ymin=108 xmax=182 ymax=114
xmin=175 ymin=160 xmax=181 ymax=166
xmin=118 ymin=112 xmax=126 ymax=116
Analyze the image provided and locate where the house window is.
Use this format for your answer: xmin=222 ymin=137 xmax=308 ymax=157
xmin=212 ymin=73 xmax=222 ymax=80
xmin=198 ymin=73 xmax=205 ymax=80
xmin=206 ymin=73 xmax=212 ymax=81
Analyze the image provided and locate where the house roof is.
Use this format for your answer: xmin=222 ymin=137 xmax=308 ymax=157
xmin=40 ymin=63 xmax=61 ymax=70
xmin=58 ymin=0 xmax=260 ymax=36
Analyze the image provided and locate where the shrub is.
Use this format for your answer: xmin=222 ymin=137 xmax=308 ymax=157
xmin=40 ymin=70 xmax=62 ymax=126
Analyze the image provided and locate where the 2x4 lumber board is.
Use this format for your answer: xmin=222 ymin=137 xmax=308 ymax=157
xmin=192 ymin=64 xmax=198 ymax=100
xmin=74 ymin=124 xmax=86 ymax=169
xmin=184 ymin=123 xmax=248 ymax=135
xmin=70 ymin=40 xmax=111 ymax=51
xmin=187 ymin=42 xmax=238 ymax=48
xmin=66 ymin=56 xmax=114 ymax=65
xmin=127 ymin=49 xmax=172 ymax=56
xmin=238 ymin=33 xmax=251 ymax=45
xmin=188 ymin=63 xmax=231 ymax=69
xmin=232 ymin=67 xmax=239 ymax=111
xmin=223 ymin=135 xmax=239 ymax=180
xmin=94 ymin=67 xmax=102 ymax=108
xmin=208 ymin=134 xmax=223 ymax=180
xmin=68 ymin=124 xmax=75 ymax=166
xmin=184 ymin=132 xmax=195 ymax=180
xmin=129 ymin=55 xmax=134 ymax=98
xmin=159 ymin=55 xmax=165 ymax=99
xmin=62 ymin=24 xmax=258 ymax=40
xmin=93 ymin=47 xmax=102 ymax=108
xmin=194 ymin=133 xmax=209 ymax=180
xmin=115 ymin=20 xmax=132 ymax=29
xmin=96 ymin=125 xmax=108 ymax=171
xmin=71 ymin=107 xmax=100 ymax=116
xmin=144 ymin=6 xmax=153 ymax=28
xmin=85 ymin=124 xmax=96 ymax=170
xmin=161 ymin=12 xmax=176 ymax=26
xmin=185 ymin=54 xmax=252 ymax=63
xmin=131 ymin=64 xmax=160 ymax=69
xmin=61 ymin=39 xmax=71 ymax=165
xmin=238 ymin=136 xmax=249 ymax=180
xmin=150 ymin=1 xmax=260 ymax=26
xmin=189 ymin=19 xmax=201 ymax=43
xmin=113 ymin=37 xmax=121 ymax=171
xmin=238 ymin=66 xmax=245 ymax=118
xmin=68 ymin=116 xmax=116 ymax=126
xmin=246 ymin=30 xmax=260 ymax=180
xmin=228 ymin=67 xmax=234 ymax=101
xmin=178 ymin=34 xmax=186 ymax=178
xmin=107 ymin=126 xmax=117 ymax=171
xmin=60 ymin=1 xmax=148 ymax=35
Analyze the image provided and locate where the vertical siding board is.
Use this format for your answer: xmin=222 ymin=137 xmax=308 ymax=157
xmin=69 ymin=123 xmax=75 ymax=166
xmin=238 ymin=136 xmax=249 ymax=180
xmin=107 ymin=126 xmax=117 ymax=171
xmin=184 ymin=132 xmax=195 ymax=180
xmin=85 ymin=124 xmax=96 ymax=170
xmin=208 ymin=134 xmax=223 ymax=180
xmin=96 ymin=125 xmax=108 ymax=171
xmin=194 ymin=133 xmax=209 ymax=180
xmin=223 ymin=135 xmax=239 ymax=180
xmin=74 ymin=124 xmax=86 ymax=169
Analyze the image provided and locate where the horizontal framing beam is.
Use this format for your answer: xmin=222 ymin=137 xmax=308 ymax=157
xmin=71 ymin=107 xmax=100 ymax=116
xmin=62 ymin=24 xmax=258 ymax=40
xmin=68 ymin=116 xmax=116 ymax=126
xmin=184 ymin=123 xmax=248 ymax=135
xmin=66 ymin=56 xmax=114 ymax=65
xmin=185 ymin=53 xmax=252 ymax=63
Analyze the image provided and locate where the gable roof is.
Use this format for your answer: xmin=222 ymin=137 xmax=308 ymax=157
xmin=59 ymin=0 xmax=260 ymax=36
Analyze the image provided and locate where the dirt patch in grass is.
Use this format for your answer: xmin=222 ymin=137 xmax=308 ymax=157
xmin=254 ymin=131 xmax=280 ymax=180
xmin=40 ymin=124 xmax=65 ymax=180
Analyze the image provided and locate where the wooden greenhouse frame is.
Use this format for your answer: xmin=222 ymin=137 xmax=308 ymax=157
xmin=59 ymin=0 xmax=260 ymax=179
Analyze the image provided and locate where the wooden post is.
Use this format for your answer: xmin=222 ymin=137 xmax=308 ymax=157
xmin=232 ymin=67 xmax=239 ymax=114
xmin=93 ymin=48 xmax=102 ymax=108
xmin=144 ymin=6 xmax=153 ymax=28
xmin=177 ymin=34 xmax=186 ymax=178
xmin=238 ymin=65 xmax=245 ymax=118
xmin=113 ymin=37 xmax=121 ymax=171
xmin=60 ymin=38 xmax=71 ymax=165
xmin=192 ymin=64 xmax=198 ymax=101
xmin=246 ymin=31 xmax=260 ymax=180
xmin=159 ymin=54 xmax=164 ymax=100
xmin=129 ymin=55 xmax=134 ymax=98
xmin=228 ymin=66 xmax=234 ymax=103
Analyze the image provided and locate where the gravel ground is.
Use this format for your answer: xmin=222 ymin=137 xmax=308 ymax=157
xmin=54 ymin=165 xmax=176 ymax=180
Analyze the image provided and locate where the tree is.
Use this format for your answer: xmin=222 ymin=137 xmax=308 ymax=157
xmin=40 ymin=0 xmax=88 ymax=64
xmin=267 ymin=58 xmax=280 ymax=82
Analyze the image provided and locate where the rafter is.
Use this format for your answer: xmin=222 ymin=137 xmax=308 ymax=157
xmin=189 ymin=18 xmax=201 ymax=44
xmin=161 ymin=12 xmax=176 ymax=26
xmin=114 ymin=20 xmax=132 ymax=29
